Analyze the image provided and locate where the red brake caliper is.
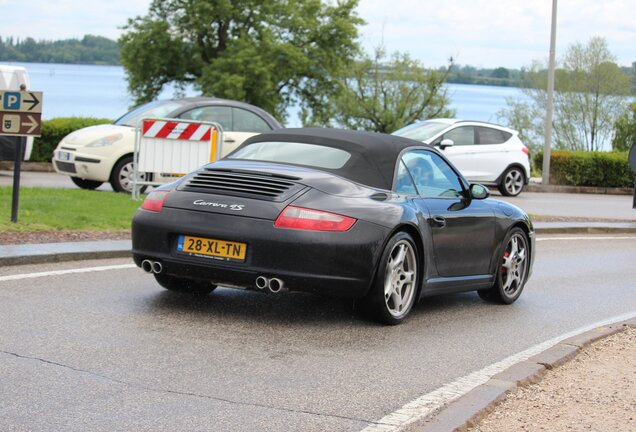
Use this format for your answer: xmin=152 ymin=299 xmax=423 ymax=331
xmin=502 ymin=250 xmax=510 ymax=274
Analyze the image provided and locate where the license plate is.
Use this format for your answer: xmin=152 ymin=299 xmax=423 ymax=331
xmin=58 ymin=151 xmax=71 ymax=161
xmin=177 ymin=235 xmax=247 ymax=261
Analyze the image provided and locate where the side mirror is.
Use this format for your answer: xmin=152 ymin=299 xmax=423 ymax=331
xmin=439 ymin=138 xmax=454 ymax=150
xmin=469 ymin=183 xmax=490 ymax=200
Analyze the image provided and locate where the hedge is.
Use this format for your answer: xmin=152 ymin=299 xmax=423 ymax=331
xmin=534 ymin=150 xmax=635 ymax=188
xmin=31 ymin=117 xmax=113 ymax=162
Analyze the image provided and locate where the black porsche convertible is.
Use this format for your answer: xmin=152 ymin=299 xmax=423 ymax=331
xmin=132 ymin=128 xmax=534 ymax=324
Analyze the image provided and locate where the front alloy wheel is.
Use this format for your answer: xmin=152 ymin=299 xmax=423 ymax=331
xmin=479 ymin=228 xmax=529 ymax=304
xmin=499 ymin=167 xmax=525 ymax=197
xmin=110 ymin=156 xmax=146 ymax=194
xmin=366 ymin=232 xmax=419 ymax=325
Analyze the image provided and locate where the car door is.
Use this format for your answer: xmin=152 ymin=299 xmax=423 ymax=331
xmin=435 ymin=125 xmax=512 ymax=182
xmin=398 ymin=150 xmax=496 ymax=277
xmin=471 ymin=126 xmax=513 ymax=182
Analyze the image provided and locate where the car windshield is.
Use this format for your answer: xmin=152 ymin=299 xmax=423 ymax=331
xmin=393 ymin=121 xmax=450 ymax=142
xmin=114 ymin=100 xmax=183 ymax=127
xmin=228 ymin=141 xmax=351 ymax=169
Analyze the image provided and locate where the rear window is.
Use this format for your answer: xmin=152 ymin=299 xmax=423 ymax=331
xmin=476 ymin=127 xmax=511 ymax=144
xmin=228 ymin=141 xmax=351 ymax=169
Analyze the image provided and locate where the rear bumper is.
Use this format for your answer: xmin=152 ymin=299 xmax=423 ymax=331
xmin=132 ymin=207 xmax=390 ymax=298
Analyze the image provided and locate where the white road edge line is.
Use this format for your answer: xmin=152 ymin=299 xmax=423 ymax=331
xmin=361 ymin=309 xmax=636 ymax=432
xmin=537 ymin=236 xmax=636 ymax=242
xmin=0 ymin=264 xmax=137 ymax=282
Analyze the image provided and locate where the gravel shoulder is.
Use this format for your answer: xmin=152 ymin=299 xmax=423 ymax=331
xmin=468 ymin=327 xmax=636 ymax=432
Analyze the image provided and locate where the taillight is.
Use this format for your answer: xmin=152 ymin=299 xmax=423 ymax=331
xmin=141 ymin=190 xmax=169 ymax=212
xmin=521 ymin=146 xmax=529 ymax=155
xmin=274 ymin=206 xmax=356 ymax=232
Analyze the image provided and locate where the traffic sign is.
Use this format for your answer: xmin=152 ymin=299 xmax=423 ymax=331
xmin=0 ymin=112 xmax=41 ymax=137
xmin=0 ymin=90 xmax=42 ymax=113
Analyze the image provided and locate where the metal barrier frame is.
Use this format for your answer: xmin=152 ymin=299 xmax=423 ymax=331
xmin=132 ymin=117 xmax=223 ymax=200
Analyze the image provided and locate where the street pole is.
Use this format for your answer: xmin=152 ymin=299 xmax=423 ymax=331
xmin=11 ymin=136 xmax=25 ymax=222
xmin=542 ymin=0 xmax=558 ymax=185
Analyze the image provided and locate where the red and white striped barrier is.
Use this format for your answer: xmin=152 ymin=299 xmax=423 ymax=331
xmin=142 ymin=120 xmax=214 ymax=141
xmin=133 ymin=118 xmax=223 ymax=198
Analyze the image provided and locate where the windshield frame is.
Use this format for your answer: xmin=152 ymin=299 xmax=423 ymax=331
xmin=392 ymin=121 xmax=451 ymax=142
xmin=114 ymin=100 xmax=184 ymax=127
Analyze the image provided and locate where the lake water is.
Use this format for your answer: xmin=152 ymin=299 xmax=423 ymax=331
xmin=5 ymin=62 xmax=528 ymax=125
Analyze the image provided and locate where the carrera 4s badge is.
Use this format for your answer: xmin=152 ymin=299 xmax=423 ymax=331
xmin=193 ymin=200 xmax=245 ymax=211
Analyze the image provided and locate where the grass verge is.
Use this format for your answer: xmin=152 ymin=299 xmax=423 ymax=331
xmin=0 ymin=187 xmax=142 ymax=232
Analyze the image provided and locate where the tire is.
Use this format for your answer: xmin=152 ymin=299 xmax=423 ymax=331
xmin=478 ymin=227 xmax=529 ymax=304
xmin=154 ymin=273 xmax=217 ymax=296
xmin=364 ymin=232 xmax=419 ymax=325
xmin=71 ymin=176 xmax=103 ymax=190
xmin=498 ymin=166 xmax=525 ymax=197
xmin=110 ymin=156 xmax=147 ymax=194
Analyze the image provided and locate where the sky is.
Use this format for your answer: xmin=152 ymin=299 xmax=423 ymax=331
xmin=4 ymin=0 xmax=635 ymax=69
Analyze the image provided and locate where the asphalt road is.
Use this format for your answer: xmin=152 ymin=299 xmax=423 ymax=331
xmin=1 ymin=235 xmax=635 ymax=431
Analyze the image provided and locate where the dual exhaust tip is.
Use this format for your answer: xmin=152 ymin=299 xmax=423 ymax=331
xmin=141 ymin=259 xmax=163 ymax=274
xmin=142 ymin=260 xmax=283 ymax=293
xmin=255 ymin=276 xmax=286 ymax=293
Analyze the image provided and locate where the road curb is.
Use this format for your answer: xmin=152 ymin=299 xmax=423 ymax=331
xmin=526 ymin=183 xmax=633 ymax=196
xmin=0 ymin=161 xmax=54 ymax=172
xmin=0 ymin=240 xmax=132 ymax=267
xmin=412 ymin=321 xmax=633 ymax=432
xmin=534 ymin=226 xmax=636 ymax=235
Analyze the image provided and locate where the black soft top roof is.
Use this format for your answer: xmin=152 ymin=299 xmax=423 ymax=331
xmin=237 ymin=128 xmax=432 ymax=190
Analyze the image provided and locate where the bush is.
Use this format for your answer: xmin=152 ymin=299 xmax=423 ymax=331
xmin=31 ymin=117 xmax=112 ymax=162
xmin=534 ymin=150 xmax=635 ymax=188
xmin=612 ymin=102 xmax=636 ymax=152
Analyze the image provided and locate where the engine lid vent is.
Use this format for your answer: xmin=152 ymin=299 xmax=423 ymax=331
xmin=180 ymin=168 xmax=305 ymax=201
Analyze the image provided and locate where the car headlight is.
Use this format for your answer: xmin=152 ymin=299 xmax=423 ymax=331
xmin=86 ymin=134 xmax=123 ymax=148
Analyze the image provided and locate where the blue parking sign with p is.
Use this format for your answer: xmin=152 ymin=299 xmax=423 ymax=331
xmin=3 ymin=92 xmax=21 ymax=110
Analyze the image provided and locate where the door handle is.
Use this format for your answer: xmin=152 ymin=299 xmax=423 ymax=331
xmin=224 ymin=138 xmax=236 ymax=143
xmin=431 ymin=216 xmax=446 ymax=228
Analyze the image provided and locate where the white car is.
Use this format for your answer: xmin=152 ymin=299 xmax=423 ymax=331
xmin=52 ymin=97 xmax=282 ymax=192
xmin=393 ymin=119 xmax=531 ymax=196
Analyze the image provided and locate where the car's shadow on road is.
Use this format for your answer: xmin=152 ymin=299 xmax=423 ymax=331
xmin=144 ymin=284 xmax=490 ymax=330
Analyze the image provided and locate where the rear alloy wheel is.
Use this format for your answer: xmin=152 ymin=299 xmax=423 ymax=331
xmin=478 ymin=228 xmax=529 ymax=304
xmin=154 ymin=273 xmax=216 ymax=296
xmin=71 ymin=176 xmax=103 ymax=190
xmin=110 ymin=156 xmax=147 ymax=194
xmin=498 ymin=166 xmax=525 ymax=197
xmin=366 ymin=232 xmax=419 ymax=325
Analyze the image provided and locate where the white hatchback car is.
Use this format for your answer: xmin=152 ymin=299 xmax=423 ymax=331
xmin=393 ymin=119 xmax=531 ymax=196
xmin=52 ymin=97 xmax=282 ymax=193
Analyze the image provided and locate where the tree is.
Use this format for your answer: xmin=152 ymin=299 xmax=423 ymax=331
xmin=498 ymin=37 xmax=632 ymax=151
xmin=612 ymin=102 xmax=636 ymax=152
xmin=317 ymin=47 xmax=455 ymax=133
xmin=118 ymin=0 xmax=362 ymax=123
xmin=491 ymin=67 xmax=510 ymax=79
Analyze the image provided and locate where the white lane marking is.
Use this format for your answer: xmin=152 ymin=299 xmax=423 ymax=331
xmin=537 ymin=236 xmax=636 ymax=242
xmin=362 ymin=309 xmax=636 ymax=431
xmin=0 ymin=264 xmax=137 ymax=282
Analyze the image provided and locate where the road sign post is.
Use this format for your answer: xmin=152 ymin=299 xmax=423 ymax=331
xmin=11 ymin=137 xmax=25 ymax=222
xmin=0 ymin=90 xmax=43 ymax=222
xmin=629 ymin=143 xmax=636 ymax=209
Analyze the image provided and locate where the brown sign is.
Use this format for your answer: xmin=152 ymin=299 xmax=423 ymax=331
xmin=0 ymin=111 xmax=42 ymax=137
